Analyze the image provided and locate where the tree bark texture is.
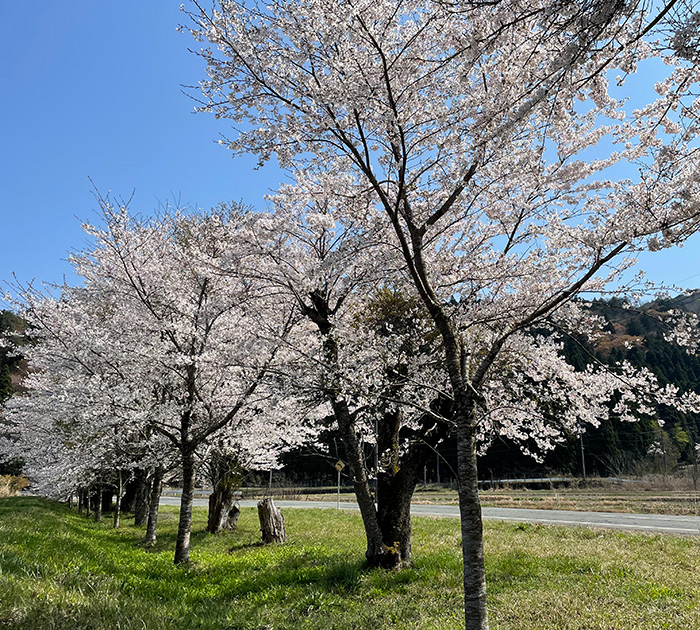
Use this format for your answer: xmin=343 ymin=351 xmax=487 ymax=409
xmin=207 ymin=487 xmax=241 ymax=533
xmin=174 ymin=451 xmax=196 ymax=564
xmin=206 ymin=454 xmax=242 ymax=534
xmin=332 ymin=396 xmax=387 ymax=564
xmin=133 ymin=469 xmax=151 ymax=526
xmin=375 ymin=403 xmax=451 ymax=569
xmin=145 ymin=467 xmax=164 ymax=545
xmin=257 ymin=498 xmax=286 ymax=543
xmin=456 ymin=400 xmax=489 ymax=630
xmin=303 ymin=292 xmax=447 ymax=568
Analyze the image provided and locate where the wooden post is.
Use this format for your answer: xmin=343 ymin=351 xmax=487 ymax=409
xmin=257 ymin=498 xmax=286 ymax=544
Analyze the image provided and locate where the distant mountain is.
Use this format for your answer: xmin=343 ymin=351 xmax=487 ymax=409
xmin=477 ymin=292 xmax=700 ymax=479
xmin=643 ymin=289 xmax=700 ymax=316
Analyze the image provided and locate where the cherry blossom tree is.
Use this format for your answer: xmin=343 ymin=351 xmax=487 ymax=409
xmin=235 ymin=183 xmax=456 ymax=568
xmin=6 ymin=201 xmax=310 ymax=564
xmin=73 ymin=201 xmax=311 ymax=563
xmin=2 ymin=284 xmax=172 ymax=518
xmin=186 ymin=1 xmax=700 ymax=626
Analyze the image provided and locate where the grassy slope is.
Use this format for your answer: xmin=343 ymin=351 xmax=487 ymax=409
xmin=0 ymin=497 xmax=698 ymax=629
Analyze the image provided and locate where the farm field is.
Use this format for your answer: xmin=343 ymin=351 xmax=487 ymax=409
xmin=1 ymin=496 xmax=699 ymax=629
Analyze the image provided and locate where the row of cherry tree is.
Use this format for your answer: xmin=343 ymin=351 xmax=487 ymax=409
xmin=4 ymin=0 xmax=700 ymax=628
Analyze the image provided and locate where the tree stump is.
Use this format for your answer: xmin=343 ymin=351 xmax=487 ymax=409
xmin=228 ymin=504 xmax=241 ymax=530
xmin=207 ymin=488 xmax=241 ymax=533
xmin=257 ymin=498 xmax=286 ymax=543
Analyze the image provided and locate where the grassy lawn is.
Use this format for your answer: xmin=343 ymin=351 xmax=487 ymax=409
xmin=0 ymin=497 xmax=698 ymax=629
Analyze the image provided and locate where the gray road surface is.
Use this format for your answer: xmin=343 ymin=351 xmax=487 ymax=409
xmin=159 ymin=497 xmax=700 ymax=536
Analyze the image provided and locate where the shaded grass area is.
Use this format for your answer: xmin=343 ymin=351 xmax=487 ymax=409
xmin=0 ymin=497 xmax=698 ymax=629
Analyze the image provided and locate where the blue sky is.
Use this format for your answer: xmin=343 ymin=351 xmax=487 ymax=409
xmin=0 ymin=2 xmax=282 ymax=292
xmin=1 ymin=2 xmax=699 ymax=300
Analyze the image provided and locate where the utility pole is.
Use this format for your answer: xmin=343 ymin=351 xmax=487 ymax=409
xmin=580 ymin=435 xmax=587 ymax=481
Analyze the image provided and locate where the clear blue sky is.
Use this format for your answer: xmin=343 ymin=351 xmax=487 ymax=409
xmin=0 ymin=1 xmax=282 ymax=293
xmin=1 ymin=2 xmax=699 ymax=299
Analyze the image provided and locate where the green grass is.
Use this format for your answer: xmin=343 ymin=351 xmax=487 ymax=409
xmin=0 ymin=497 xmax=699 ymax=629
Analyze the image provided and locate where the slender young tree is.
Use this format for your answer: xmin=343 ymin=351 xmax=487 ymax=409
xmin=187 ymin=1 xmax=700 ymax=626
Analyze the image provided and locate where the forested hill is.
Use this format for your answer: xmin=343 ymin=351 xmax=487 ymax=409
xmin=479 ymin=292 xmax=700 ymax=479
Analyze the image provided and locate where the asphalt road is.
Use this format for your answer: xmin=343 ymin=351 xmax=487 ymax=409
xmin=159 ymin=497 xmax=700 ymax=536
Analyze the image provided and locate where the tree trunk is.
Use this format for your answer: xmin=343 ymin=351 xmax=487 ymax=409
xmin=113 ymin=470 xmax=123 ymax=529
xmin=120 ymin=478 xmax=136 ymax=513
xmin=374 ymin=406 xmax=412 ymax=569
xmin=85 ymin=489 xmax=92 ymax=518
xmin=145 ymin=467 xmax=164 ymax=545
xmin=174 ymin=451 xmax=196 ymax=564
xmin=133 ymin=469 xmax=151 ymax=526
xmin=375 ymin=403 xmax=451 ymax=569
xmin=77 ymin=489 xmax=83 ymax=514
xmin=206 ymin=455 xmax=242 ymax=534
xmin=376 ymin=475 xmax=413 ymax=568
xmin=94 ymin=482 xmax=103 ymax=523
xmin=331 ymin=397 xmax=388 ymax=565
xmin=101 ymin=489 xmax=113 ymax=514
xmin=206 ymin=487 xmax=240 ymax=533
xmin=456 ymin=403 xmax=489 ymax=630
xmin=257 ymin=498 xmax=286 ymax=543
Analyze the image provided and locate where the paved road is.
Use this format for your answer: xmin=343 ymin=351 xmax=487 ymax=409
xmin=159 ymin=497 xmax=700 ymax=536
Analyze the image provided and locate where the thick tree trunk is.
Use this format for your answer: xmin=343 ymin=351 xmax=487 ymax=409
xmin=133 ymin=470 xmax=151 ymax=526
xmin=376 ymin=476 xmax=413 ymax=568
xmin=332 ymin=397 xmax=387 ymax=565
xmin=206 ymin=487 xmax=240 ymax=533
xmin=174 ymin=451 xmax=196 ymax=564
xmin=374 ymin=407 xmax=412 ymax=569
xmin=85 ymin=489 xmax=92 ymax=518
xmin=145 ymin=467 xmax=164 ymax=545
xmin=120 ymin=478 xmax=136 ymax=513
xmin=456 ymin=403 xmax=489 ymax=630
xmin=101 ymin=489 xmax=113 ymax=514
xmin=257 ymin=498 xmax=286 ymax=543
xmin=375 ymin=403 xmax=451 ymax=569
xmin=113 ymin=470 xmax=123 ymax=529
xmin=77 ymin=489 xmax=83 ymax=513
xmin=306 ymin=297 xmax=409 ymax=567
xmin=206 ymin=455 xmax=242 ymax=534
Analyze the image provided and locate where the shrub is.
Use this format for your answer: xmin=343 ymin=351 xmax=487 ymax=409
xmin=0 ymin=475 xmax=29 ymax=497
